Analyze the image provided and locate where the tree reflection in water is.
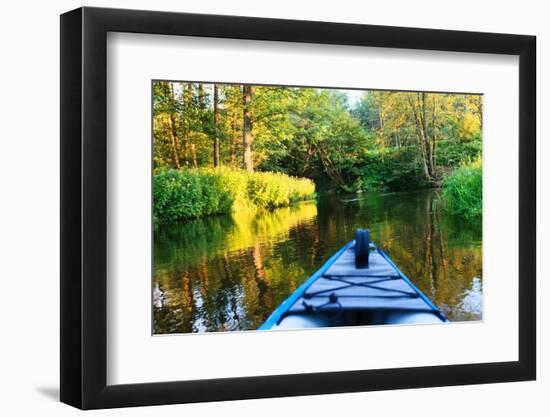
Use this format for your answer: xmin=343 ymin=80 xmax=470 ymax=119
xmin=153 ymin=190 xmax=482 ymax=334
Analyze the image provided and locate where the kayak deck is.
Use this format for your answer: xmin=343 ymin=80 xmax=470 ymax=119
xmin=259 ymin=241 xmax=448 ymax=330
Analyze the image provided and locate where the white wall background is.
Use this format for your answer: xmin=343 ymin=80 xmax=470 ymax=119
xmin=0 ymin=0 xmax=545 ymax=415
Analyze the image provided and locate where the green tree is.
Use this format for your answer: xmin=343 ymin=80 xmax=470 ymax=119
xmin=242 ymin=85 xmax=254 ymax=171
xmin=153 ymin=81 xmax=481 ymax=194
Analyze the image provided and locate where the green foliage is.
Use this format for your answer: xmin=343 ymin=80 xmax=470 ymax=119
xmin=153 ymin=81 xmax=483 ymax=197
xmin=347 ymin=147 xmax=427 ymax=193
xmin=246 ymin=171 xmax=316 ymax=209
xmin=247 ymin=172 xmax=291 ymax=209
xmin=255 ymin=88 xmax=371 ymax=189
xmin=353 ymin=91 xmax=482 ymax=184
xmin=436 ymin=139 xmax=482 ymax=167
xmin=288 ymin=175 xmax=317 ymax=203
xmin=152 ymin=169 xmax=230 ymax=223
xmin=442 ymin=159 xmax=482 ymax=219
xmin=153 ymin=168 xmax=316 ymax=223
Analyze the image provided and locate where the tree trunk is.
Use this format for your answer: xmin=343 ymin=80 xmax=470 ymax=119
xmin=409 ymin=93 xmax=431 ymax=181
xmin=431 ymin=99 xmax=437 ymax=177
xmin=213 ymin=84 xmax=220 ymax=167
xmin=191 ymin=143 xmax=197 ymax=168
xmin=474 ymin=96 xmax=483 ymax=130
xmin=168 ymin=112 xmax=181 ymax=169
xmin=242 ymin=85 xmax=254 ymax=172
xmin=231 ymin=110 xmax=238 ymax=166
xmin=180 ymin=83 xmax=194 ymax=166
xmin=197 ymin=84 xmax=207 ymax=111
xmin=166 ymin=83 xmax=181 ymax=169
xmin=421 ymin=93 xmax=435 ymax=178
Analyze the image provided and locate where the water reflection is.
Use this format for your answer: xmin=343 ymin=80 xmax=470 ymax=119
xmin=153 ymin=190 xmax=482 ymax=334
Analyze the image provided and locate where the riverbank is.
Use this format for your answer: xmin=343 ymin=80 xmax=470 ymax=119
xmin=153 ymin=167 xmax=316 ymax=224
xmin=441 ymin=158 xmax=482 ymax=219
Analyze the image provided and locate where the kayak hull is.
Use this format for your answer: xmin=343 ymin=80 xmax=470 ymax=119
xmin=259 ymin=240 xmax=448 ymax=330
xmin=271 ymin=310 xmax=444 ymax=330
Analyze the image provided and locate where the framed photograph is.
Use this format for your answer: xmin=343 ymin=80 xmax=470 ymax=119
xmin=60 ymin=6 xmax=536 ymax=409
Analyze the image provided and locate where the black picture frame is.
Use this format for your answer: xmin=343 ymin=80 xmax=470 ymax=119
xmin=60 ymin=6 xmax=536 ymax=410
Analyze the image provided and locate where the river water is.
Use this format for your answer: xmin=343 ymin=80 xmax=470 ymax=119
xmin=153 ymin=189 xmax=482 ymax=334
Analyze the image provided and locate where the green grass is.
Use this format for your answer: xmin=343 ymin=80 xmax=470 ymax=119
xmin=153 ymin=167 xmax=316 ymax=224
xmin=442 ymin=158 xmax=482 ymax=219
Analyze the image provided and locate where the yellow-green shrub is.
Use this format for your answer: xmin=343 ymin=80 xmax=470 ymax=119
xmin=153 ymin=168 xmax=316 ymax=223
xmin=288 ymin=176 xmax=316 ymax=203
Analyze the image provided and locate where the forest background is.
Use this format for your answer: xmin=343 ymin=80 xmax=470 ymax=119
xmin=152 ymin=82 xmax=482 ymax=223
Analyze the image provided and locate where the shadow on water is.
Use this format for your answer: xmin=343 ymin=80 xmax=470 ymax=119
xmin=153 ymin=189 xmax=482 ymax=334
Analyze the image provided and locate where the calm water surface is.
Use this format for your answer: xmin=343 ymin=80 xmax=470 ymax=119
xmin=153 ymin=189 xmax=482 ymax=334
